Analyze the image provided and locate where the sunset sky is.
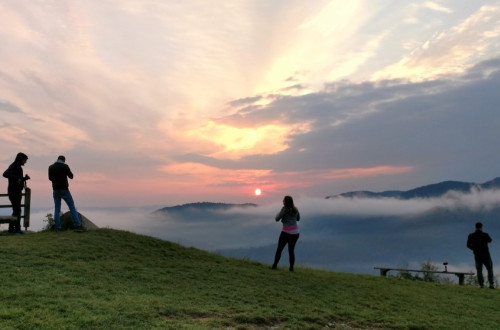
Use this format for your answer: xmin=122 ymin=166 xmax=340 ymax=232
xmin=2 ymin=0 xmax=500 ymax=208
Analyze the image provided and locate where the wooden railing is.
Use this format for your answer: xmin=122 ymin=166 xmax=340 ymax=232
xmin=0 ymin=187 xmax=31 ymax=230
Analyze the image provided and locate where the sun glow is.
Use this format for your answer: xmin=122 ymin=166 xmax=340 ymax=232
xmin=254 ymin=188 xmax=262 ymax=196
xmin=187 ymin=121 xmax=294 ymax=159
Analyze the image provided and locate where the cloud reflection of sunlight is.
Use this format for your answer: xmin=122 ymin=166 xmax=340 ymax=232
xmin=187 ymin=122 xmax=294 ymax=159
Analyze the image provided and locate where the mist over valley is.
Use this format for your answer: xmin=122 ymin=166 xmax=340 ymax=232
xmin=16 ymin=177 xmax=499 ymax=277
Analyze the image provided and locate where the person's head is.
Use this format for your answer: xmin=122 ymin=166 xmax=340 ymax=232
xmin=14 ymin=152 xmax=28 ymax=165
xmin=57 ymin=155 xmax=66 ymax=163
xmin=283 ymin=195 xmax=295 ymax=208
xmin=475 ymin=222 xmax=483 ymax=231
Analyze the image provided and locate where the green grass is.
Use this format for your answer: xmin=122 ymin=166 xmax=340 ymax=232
xmin=0 ymin=229 xmax=499 ymax=329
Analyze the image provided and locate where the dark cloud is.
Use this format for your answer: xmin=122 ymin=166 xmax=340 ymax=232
xmin=228 ymin=96 xmax=263 ymax=107
xmin=279 ymin=84 xmax=305 ymax=92
xmin=0 ymin=99 xmax=23 ymax=113
xmin=189 ymin=58 xmax=500 ymax=193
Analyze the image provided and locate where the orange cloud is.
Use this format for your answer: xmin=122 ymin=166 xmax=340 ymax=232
xmin=159 ymin=119 xmax=311 ymax=160
xmin=186 ymin=122 xmax=291 ymax=159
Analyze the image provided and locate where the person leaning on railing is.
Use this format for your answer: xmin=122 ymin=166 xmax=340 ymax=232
xmin=2 ymin=152 xmax=29 ymax=234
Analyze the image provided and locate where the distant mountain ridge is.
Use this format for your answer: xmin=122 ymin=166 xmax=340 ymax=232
xmin=326 ymin=177 xmax=500 ymax=200
xmin=154 ymin=202 xmax=257 ymax=214
xmin=152 ymin=178 xmax=500 ymax=212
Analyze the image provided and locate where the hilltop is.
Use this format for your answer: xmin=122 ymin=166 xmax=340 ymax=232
xmin=0 ymin=229 xmax=499 ymax=329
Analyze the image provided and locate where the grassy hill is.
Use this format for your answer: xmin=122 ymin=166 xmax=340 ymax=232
xmin=0 ymin=229 xmax=499 ymax=329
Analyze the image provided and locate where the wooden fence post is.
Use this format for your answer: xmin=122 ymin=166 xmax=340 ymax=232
xmin=23 ymin=187 xmax=31 ymax=230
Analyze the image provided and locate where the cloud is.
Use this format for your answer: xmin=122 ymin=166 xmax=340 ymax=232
xmin=0 ymin=100 xmax=22 ymax=113
xmin=150 ymin=58 xmax=500 ymax=202
xmin=304 ymin=188 xmax=500 ymax=217
xmin=228 ymin=96 xmax=263 ymax=107
xmin=373 ymin=4 xmax=500 ymax=81
xmin=6 ymin=56 xmax=500 ymax=208
xmin=195 ymin=58 xmax=500 ymax=165
xmin=1 ymin=1 xmax=500 ymax=208
xmin=185 ymin=121 xmax=296 ymax=159
xmin=422 ymin=2 xmax=453 ymax=14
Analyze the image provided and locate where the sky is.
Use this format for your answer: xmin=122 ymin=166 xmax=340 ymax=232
xmin=2 ymin=0 xmax=500 ymax=208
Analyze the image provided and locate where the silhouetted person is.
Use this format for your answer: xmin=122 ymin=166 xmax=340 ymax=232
xmin=467 ymin=222 xmax=494 ymax=289
xmin=2 ymin=152 xmax=29 ymax=234
xmin=272 ymin=195 xmax=300 ymax=271
xmin=48 ymin=155 xmax=84 ymax=232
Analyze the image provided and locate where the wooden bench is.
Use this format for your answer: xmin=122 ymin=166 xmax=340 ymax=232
xmin=0 ymin=187 xmax=31 ymax=230
xmin=374 ymin=266 xmax=474 ymax=285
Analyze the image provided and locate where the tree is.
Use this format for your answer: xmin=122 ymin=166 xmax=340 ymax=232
xmin=396 ymin=263 xmax=418 ymax=280
xmin=395 ymin=261 xmax=443 ymax=283
xmin=420 ymin=261 xmax=441 ymax=283
xmin=42 ymin=213 xmax=55 ymax=231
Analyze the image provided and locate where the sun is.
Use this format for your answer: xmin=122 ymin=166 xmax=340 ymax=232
xmin=254 ymin=188 xmax=262 ymax=196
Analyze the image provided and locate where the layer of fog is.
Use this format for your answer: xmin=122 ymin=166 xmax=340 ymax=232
xmin=6 ymin=189 xmax=500 ymax=276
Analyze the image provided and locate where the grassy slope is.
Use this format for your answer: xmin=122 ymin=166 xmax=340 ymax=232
xmin=0 ymin=229 xmax=499 ymax=329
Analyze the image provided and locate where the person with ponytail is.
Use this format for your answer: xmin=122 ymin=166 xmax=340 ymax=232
xmin=272 ymin=195 xmax=300 ymax=271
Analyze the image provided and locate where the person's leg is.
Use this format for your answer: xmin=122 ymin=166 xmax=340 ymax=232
xmin=475 ymin=256 xmax=485 ymax=287
xmin=14 ymin=217 xmax=21 ymax=232
xmin=53 ymin=190 xmax=62 ymax=230
xmin=485 ymin=257 xmax=494 ymax=288
xmin=272 ymin=232 xmax=288 ymax=269
xmin=8 ymin=192 xmax=22 ymax=232
xmin=61 ymin=190 xmax=81 ymax=227
xmin=8 ymin=194 xmax=15 ymax=232
xmin=287 ymin=234 xmax=300 ymax=271
xmin=7 ymin=220 xmax=14 ymax=233
xmin=9 ymin=192 xmax=21 ymax=217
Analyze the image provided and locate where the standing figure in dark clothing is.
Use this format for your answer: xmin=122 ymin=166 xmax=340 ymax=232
xmin=467 ymin=222 xmax=494 ymax=289
xmin=2 ymin=152 xmax=29 ymax=234
xmin=272 ymin=195 xmax=300 ymax=271
xmin=48 ymin=155 xmax=84 ymax=232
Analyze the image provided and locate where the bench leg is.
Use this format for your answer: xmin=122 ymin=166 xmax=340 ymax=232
xmin=379 ymin=269 xmax=389 ymax=277
xmin=457 ymin=274 xmax=464 ymax=285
